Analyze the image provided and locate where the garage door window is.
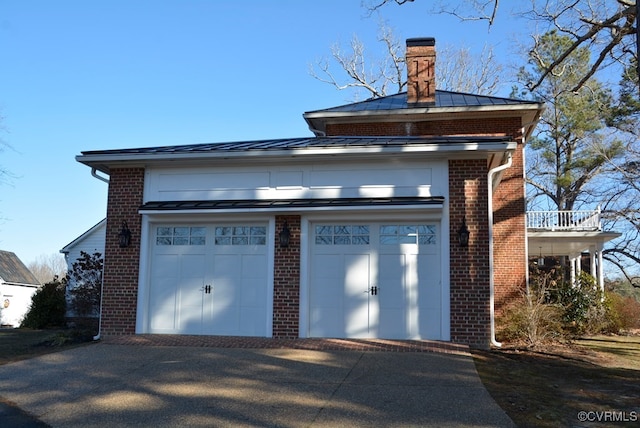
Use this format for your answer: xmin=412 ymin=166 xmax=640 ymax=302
xmin=315 ymin=225 xmax=369 ymax=245
xmin=214 ymin=226 xmax=267 ymax=245
xmin=380 ymin=225 xmax=436 ymax=245
xmin=156 ymin=226 xmax=206 ymax=246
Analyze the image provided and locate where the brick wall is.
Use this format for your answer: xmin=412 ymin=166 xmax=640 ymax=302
xmin=448 ymin=159 xmax=491 ymax=347
xmin=101 ymin=168 xmax=144 ymax=336
xmin=272 ymin=215 xmax=301 ymax=338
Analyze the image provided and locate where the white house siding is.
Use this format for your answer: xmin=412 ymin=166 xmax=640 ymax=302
xmin=137 ymin=158 xmax=449 ymax=339
xmin=1 ymin=282 xmax=39 ymax=327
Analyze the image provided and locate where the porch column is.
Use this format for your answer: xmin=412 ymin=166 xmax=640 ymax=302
xmin=597 ymin=244 xmax=605 ymax=293
xmin=590 ymin=245 xmax=597 ymax=283
xmin=569 ymin=256 xmax=576 ymax=286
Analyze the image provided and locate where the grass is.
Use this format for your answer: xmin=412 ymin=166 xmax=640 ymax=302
xmin=0 ymin=328 xmax=94 ymax=366
xmin=472 ymin=335 xmax=640 ymax=427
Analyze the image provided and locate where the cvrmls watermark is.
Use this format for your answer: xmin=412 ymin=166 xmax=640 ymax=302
xmin=578 ymin=410 xmax=638 ymax=423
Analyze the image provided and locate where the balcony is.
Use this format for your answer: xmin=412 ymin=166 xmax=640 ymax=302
xmin=526 ymin=208 xmax=601 ymax=232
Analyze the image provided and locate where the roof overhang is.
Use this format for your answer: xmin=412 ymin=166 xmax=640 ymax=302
xmin=528 ymin=230 xmax=622 ymax=255
xmin=304 ymin=104 xmax=544 ymax=141
xmin=77 ymin=137 xmax=517 ymax=175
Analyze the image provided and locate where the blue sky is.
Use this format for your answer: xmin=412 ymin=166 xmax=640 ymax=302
xmin=0 ymin=0 xmax=525 ymax=266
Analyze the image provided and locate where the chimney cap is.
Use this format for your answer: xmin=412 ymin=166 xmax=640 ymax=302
xmin=406 ymin=37 xmax=436 ymax=47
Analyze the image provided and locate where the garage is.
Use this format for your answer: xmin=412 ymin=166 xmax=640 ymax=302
xmin=308 ymin=222 xmax=442 ymax=340
xmin=147 ymin=223 xmax=270 ymax=336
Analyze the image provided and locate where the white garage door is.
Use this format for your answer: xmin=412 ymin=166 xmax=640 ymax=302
xmin=309 ymin=223 xmax=441 ymax=340
xmin=148 ymin=224 xmax=269 ymax=336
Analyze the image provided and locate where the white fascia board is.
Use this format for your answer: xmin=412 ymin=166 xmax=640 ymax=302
xmin=140 ymin=203 xmax=444 ymax=216
xmin=77 ymin=141 xmax=517 ymax=169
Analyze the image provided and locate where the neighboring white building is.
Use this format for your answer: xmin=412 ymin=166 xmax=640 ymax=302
xmin=60 ymin=219 xmax=106 ymax=269
xmin=0 ymin=250 xmax=40 ymax=327
xmin=60 ymin=219 xmax=106 ymax=318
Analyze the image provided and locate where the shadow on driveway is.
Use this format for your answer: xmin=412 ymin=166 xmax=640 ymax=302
xmin=0 ymin=341 xmax=514 ymax=427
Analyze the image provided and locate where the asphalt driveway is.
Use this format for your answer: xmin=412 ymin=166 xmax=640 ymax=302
xmin=0 ymin=340 xmax=514 ymax=427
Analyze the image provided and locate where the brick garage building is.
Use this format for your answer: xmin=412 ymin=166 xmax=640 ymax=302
xmin=77 ymin=38 xmax=543 ymax=348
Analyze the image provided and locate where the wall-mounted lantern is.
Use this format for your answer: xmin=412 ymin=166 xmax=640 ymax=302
xmin=118 ymin=221 xmax=132 ymax=248
xmin=458 ymin=217 xmax=470 ymax=248
xmin=279 ymin=221 xmax=291 ymax=248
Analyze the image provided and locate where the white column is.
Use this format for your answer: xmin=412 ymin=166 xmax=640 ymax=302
xmin=570 ymin=256 xmax=576 ymax=286
xmin=589 ymin=245 xmax=597 ymax=281
xmin=597 ymin=244 xmax=605 ymax=293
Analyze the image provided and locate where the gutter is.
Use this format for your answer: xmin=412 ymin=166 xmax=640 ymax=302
xmin=487 ymin=152 xmax=513 ymax=348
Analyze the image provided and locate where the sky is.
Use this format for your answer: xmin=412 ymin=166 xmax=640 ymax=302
xmin=0 ymin=0 xmax=527 ymax=266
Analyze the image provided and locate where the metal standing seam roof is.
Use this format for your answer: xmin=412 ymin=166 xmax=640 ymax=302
xmin=140 ymin=197 xmax=446 ymax=212
xmin=79 ymin=135 xmax=513 ymax=157
xmin=304 ymin=91 xmax=542 ymax=114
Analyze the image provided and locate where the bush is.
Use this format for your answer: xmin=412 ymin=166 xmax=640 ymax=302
xmin=603 ymin=292 xmax=640 ymax=333
xmin=498 ymin=270 xmax=564 ymax=347
xmin=67 ymin=251 xmax=103 ymax=318
xmin=546 ymin=271 xmax=606 ymax=336
xmin=21 ymin=277 xmax=67 ymax=329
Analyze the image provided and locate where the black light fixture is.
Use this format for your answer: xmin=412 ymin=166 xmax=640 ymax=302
xmin=279 ymin=221 xmax=291 ymax=248
xmin=458 ymin=217 xmax=470 ymax=248
xmin=118 ymin=221 xmax=132 ymax=248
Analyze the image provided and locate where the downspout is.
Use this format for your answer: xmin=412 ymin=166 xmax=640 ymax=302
xmin=487 ymin=152 xmax=513 ymax=348
xmin=91 ymin=168 xmax=110 ymax=184
xmin=89 ymin=167 xmax=109 ymax=340
xmin=93 ymin=273 xmax=105 ymax=341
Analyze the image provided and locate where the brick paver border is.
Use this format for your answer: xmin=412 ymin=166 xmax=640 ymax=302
xmin=102 ymin=335 xmax=470 ymax=355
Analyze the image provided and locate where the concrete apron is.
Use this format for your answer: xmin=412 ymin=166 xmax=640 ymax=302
xmin=0 ymin=343 xmax=514 ymax=427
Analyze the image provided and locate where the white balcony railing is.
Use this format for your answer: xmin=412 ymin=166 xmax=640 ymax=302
xmin=526 ymin=208 xmax=601 ymax=231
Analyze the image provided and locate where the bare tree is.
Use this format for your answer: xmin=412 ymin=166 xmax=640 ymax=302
xmin=310 ymin=24 xmax=505 ymax=99
xmin=366 ymin=0 xmax=639 ymax=92
xmin=28 ymin=253 xmax=68 ymax=285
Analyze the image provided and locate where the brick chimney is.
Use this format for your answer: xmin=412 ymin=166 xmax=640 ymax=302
xmin=406 ymin=37 xmax=436 ymax=106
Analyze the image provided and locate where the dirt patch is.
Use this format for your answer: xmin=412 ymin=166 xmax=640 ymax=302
xmin=472 ymin=335 xmax=640 ymax=427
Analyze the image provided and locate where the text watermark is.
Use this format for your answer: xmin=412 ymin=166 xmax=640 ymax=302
xmin=578 ymin=411 xmax=638 ymax=423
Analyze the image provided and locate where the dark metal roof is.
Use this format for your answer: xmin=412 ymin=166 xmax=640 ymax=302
xmin=0 ymin=250 xmax=40 ymax=285
xmin=81 ymin=136 xmax=511 ymax=157
xmin=140 ymin=197 xmax=445 ymax=211
xmin=304 ymin=91 xmax=540 ymax=114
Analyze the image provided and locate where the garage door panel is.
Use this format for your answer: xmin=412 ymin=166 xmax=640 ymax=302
xmin=309 ymin=222 xmax=442 ymax=340
xmin=149 ymin=223 xmax=269 ymax=336
xmin=149 ymin=277 xmax=178 ymax=331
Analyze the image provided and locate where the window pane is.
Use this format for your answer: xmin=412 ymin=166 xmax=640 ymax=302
xmin=156 ymin=237 xmax=172 ymax=245
xmin=380 ymin=225 xmax=398 ymax=234
xmin=233 ymin=226 xmax=248 ymax=235
xmin=173 ymin=237 xmax=189 ymax=245
xmin=419 ymin=235 xmax=436 ymax=245
xmin=174 ymin=227 xmax=189 ymax=236
xmin=400 ymin=225 xmax=416 ymax=235
xmin=190 ymin=236 xmax=206 ymax=245
xmin=232 ymin=237 xmax=248 ymax=245
xmin=334 ymin=236 xmax=351 ymax=245
xmin=157 ymin=227 xmax=172 ymax=236
xmin=191 ymin=227 xmax=206 ymax=237
xmin=315 ymin=226 xmax=332 ymax=235
xmin=352 ymin=236 xmax=369 ymax=245
xmin=353 ymin=225 xmax=369 ymax=234
xmin=215 ymin=237 xmax=231 ymax=245
xmin=334 ymin=225 xmax=350 ymax=235
xmin=398 ymin=235 xmax=416 ymax=244
xmin=251 ymin=226 xmax=266 ymax=235
xmin=250 ymin=236 xmax=266 ymax=245
xmin=316 ymin=236 xmax=331 ymax=245
xmin=380 ymin=236 xmax=397 ymax=245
